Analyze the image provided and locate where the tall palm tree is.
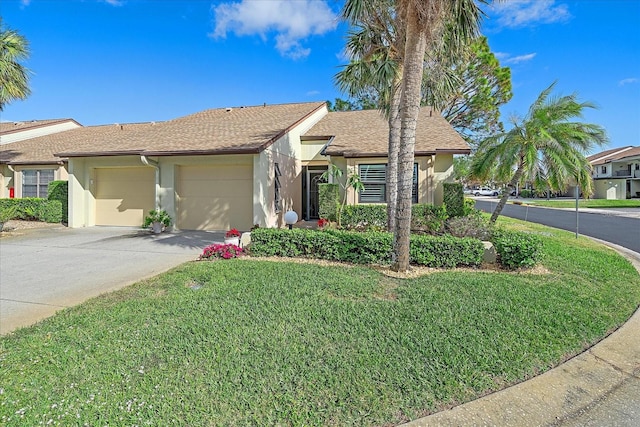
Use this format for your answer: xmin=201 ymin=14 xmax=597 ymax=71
xmin=0 ymin=19 xmax=31 ymax=110
xmin=470 ymin=82 xmax=608 ymax=223
xmin=392 ymin=0 xmax=483 ymax=271
xmin=338 ymin=1 xmax=404 ymax=233
xmin=338 ymin=1 xmax=482 ymax=253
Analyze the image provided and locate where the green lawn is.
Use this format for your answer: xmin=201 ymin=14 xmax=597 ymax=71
xmin=1 ymin=220 xmax=639 ymax=426
xmin=518 ymin=199 xmax=640 ymax=209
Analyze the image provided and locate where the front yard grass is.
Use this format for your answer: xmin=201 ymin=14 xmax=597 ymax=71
xmin=519 ymin=199 xmax=640 ymax=209
xmin=1 ymin=219 xmax=639 ymax=426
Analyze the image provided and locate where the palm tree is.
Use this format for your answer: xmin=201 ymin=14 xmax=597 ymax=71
xmin=339 ymin=2 xmax=483 ymax=264
xmin=0 ymin=19 xmax=31 ymax=110
xmin=392 ymin=0 xmax=483 ymax=271
xmin=338 ymin=1 xmax=403 ymax=233
xmin=470 ymin=82 xmax=608 ymax=223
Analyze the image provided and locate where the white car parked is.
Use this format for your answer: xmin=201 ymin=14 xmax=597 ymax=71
xmin=473 ymin=187 xmax=500 ymax=196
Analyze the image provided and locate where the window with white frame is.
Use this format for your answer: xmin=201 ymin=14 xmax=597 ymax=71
xmin=358 ymin=163 xmax=418 ymax=203
xmin=22 ymin=169 xmax=54 ymax=198
xmin=601 ymin=166 xmax=607 ymax=174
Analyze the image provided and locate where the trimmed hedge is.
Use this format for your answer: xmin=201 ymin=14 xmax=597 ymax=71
xmin=0 ymin=198 xmax=63 ymax=223
xmin=341 ymin=205 xmax=387 ymax=231
xmin=47 ymin=180 xmax=68 ymax=223
xmin=492 ymin=229 xmax=543 ymax=270
xmin=318 ymin=183 xmax=339 ymax=221
xmin=443 ymin=182 xmax=464 ymax=217
xmin=249 ymin=228 xmax=483 ymax=268
xmin=410 ymin=234 xmax=484 ymax=268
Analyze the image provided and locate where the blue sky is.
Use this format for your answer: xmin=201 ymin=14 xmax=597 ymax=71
xmin=1 ymin=0 xmax=638 ymax=152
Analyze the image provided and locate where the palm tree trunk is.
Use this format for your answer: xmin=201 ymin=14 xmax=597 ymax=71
xmin=387 ymin=67 xmax=403 ymax=233
xmin=392 ymin=7 xmax=428 ymax=272
xmin=490 ymin=166 xmax=524 ymax=223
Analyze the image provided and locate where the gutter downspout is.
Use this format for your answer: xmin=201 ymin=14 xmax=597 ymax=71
xmin=140 ymin=155 xmax=160 ymax=210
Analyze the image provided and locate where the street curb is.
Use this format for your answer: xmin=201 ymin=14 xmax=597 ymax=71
xmin=401 ymin=239 xmax=640 ymax=427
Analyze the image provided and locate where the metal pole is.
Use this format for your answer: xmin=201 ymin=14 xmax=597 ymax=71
xmin=575 ymin=185 xmax=579 ymax=238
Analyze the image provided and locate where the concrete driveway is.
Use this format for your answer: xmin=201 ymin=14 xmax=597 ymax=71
xmin=0 ymin=226 xmax=224 ymax=334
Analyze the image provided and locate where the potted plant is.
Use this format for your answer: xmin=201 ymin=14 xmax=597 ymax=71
xmin=142 ymin=209 xmax=172 ymax=234
xmin=224 ymin=228 xmax=241 ymax=246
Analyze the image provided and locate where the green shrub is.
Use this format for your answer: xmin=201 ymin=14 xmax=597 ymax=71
xmin=318 ymin=183 xmax=339 ymax=221
xmin=411 ymin=204 xmax=448 ymax=234
xmin=446 ymin=211 xmax=493 ymax=240
xmin=492 ymin=229 xmax=543 ymax=270
xmin=443 ymin=183 xmax=464 ymax=217
xmin=47 ymin=180 xmax=68 ymax=223
xmin=463 ymin=197 xmax=476 ymax=216
xmin=520 ymin=189 xmax=534 ymax=198
xmin=0 ymin=198 xmax=62 ymax=223
xmin=0 ymin=205 xmax=18 ymax=223
xmin=410 ymin=234 xmax=484 ymax=268
xmin=249 ymin=227 xmax=483 ymax=268
xmin=340 ymin=205 xmax=387 ymax=231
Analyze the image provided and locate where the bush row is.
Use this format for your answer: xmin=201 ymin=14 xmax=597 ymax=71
xmin=0 ymin=198 xmax=63 ymax=223
xmin=249 ymin=228 xmax=484 ymax=268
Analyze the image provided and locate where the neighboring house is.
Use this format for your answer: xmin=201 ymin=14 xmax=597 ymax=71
xmin=0 ymin=119 xmax=81 ymax=145
xmin=589 ymin=146 xmax=640 ymax=199
xmin=0 ymin=102 xmax=470 ymax=230
xmin=0 ymin=119 xmax=82 ymax=198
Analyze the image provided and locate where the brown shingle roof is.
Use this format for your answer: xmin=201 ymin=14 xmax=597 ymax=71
xmin=303 ymin=107 xmax=470 ymax=157
xmin=57 ymin=102 xmax=327 ymax=157
xmin=0 ymin=102 xmax=326 ymax=164
xmin=0 ymin=119 xmax=81 ymax=135
xmin=0 ymin=123 xmax=157 ymax=164
xmin=589 ymin=146 xmax=640 ymax=165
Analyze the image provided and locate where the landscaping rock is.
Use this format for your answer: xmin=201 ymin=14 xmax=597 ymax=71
xmin=483 ymin=241 xmax=497 ymax=264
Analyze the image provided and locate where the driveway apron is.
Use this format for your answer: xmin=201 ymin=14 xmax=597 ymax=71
xmin=0 ymin=227 xmax=222 ymax=334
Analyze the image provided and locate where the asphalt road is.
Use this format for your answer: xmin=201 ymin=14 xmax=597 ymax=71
xmin=474 ymin=199 xmax=640 ymax=253
xmin=476 ymin=198 xmax=640 ymax=427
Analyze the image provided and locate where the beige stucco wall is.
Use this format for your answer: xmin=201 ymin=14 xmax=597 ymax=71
xmin=593 ymin=179 xmax=627 ymax=200
xmin=0 ymin=165 xmax=11 ymax=198
xmin=301 ymin=139 xmax=329 ymax=163
xmin=432 ymin=153 xmax=454 ymax=205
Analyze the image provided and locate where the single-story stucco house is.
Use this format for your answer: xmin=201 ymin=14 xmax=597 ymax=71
xmin=589 ymin=145 xmax=640 ymax=199
xmin=0 ymin=102 xmax=470 ymax=230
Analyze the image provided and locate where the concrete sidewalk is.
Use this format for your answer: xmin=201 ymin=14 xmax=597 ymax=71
xmin=402 ymin=242 xmax=640 ymax=427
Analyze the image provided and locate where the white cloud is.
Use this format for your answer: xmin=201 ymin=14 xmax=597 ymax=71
xmin=211 ymin=0 xmax=338 ymax=59
xmin=505 ymin=53 xmax=537 ymax=64
xmin=306 ymin=90 xmax=320 ymax=97
xmin=491 ymin=0 xmax=571 ymax=28
xmin=20 ymin=0 xmax=31 ymax=7
xmin=103 ymin=0 xmax=125 ymax=6
xmin=619 ymin=78 xmax=638 ymax=86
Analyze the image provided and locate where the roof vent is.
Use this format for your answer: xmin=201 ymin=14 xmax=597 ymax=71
xmin=226 ymin=107 xmax=233 ymax=112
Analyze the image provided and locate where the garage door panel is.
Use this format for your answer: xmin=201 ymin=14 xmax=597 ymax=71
xmin=177 ymin=165 xmax=253 ymax=230
xmin=180 ymin=164 xmax=251 ymax=180
xmin=95 ymin=168 xmax=155 ymax=227
xmin=178 ymin=180 xmax=252 ymax=198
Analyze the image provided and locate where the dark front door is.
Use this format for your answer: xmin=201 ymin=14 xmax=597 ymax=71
xmin=308 ymin=171 xmax=326 ymax=219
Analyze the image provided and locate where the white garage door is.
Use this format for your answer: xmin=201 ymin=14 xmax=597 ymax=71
xmin=95 ymin=167 xmax=155 ymax=226
xmin=177 ymin=165 xmax=253 ymax=230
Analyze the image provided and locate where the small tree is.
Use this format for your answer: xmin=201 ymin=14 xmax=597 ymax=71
xmin=321 ymin=164 xmax=365 ymax=227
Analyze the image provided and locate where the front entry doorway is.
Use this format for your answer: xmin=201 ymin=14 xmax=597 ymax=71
xmin=302 ymin=166 xmax=327 ymax=220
